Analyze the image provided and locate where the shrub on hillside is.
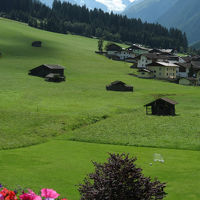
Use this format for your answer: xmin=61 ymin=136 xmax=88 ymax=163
xmin=79 ymin=153 xmax=166 ymax=200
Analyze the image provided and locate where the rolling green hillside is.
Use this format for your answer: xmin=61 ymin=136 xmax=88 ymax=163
xmin=0 ymin=17 xmax=136 ymax=150
xmin=1 ymin=18 xmax=200 ymax=200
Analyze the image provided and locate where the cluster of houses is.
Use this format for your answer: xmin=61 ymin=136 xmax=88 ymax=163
xmin=106 ymin=43 xmax=200 ymax=86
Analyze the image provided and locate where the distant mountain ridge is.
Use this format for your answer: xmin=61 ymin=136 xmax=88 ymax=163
xmin=124 ymin=0 xmax=200 ymax=44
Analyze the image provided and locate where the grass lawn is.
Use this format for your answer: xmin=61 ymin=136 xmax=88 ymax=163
xmin=0 ymin=140 xmax=200 ymax=200
xmin=0 ymin=17 xmax=200 ymax=199
xmin=69 ymin=106 xmax=200 ymax=150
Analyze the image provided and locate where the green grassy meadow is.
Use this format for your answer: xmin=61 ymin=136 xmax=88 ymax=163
xmin=0 ymin=18 xmax=200 ymax=199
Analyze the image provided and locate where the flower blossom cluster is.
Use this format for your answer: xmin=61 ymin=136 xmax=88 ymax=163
xmin=0 ymin=186 xmax=68 ymax=200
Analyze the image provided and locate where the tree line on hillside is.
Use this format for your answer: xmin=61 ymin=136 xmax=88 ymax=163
xmin=0 ymin=0 xmax=188 ymax=51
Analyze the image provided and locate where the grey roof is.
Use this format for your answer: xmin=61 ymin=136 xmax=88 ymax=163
xmin=145 ymin=97 xmax=178 ymax=106
xmin=110 ymin=80 xmax=125 ymax=85
xmin=156 ymin=62 xmax=178 ymax=67
xmin=181 ymin=56 xmax=192 ymax=62
xmin=191 ymin=61 xmax=200 ymax=69
xmin=43 ymin=64 xmax=65 ymax=69
xmin=138 ymin=68 xmax=152 ymax=73
xmin=127 ymin=44 xmax=150 ymax=51
xmin=136 ymin=53 xmax=169 ymax=60
xmin=177 ymin=61 xmax=200 ymax=70
xmin=176 ymin=62 xmax=192 ymax=68
xmin=45 ymin=73 xmax=62 ymax=78
xmin=159 ymin=49 xmax=174 ymax=53
xmin=147 ymin=62 xmax=178 ymax=67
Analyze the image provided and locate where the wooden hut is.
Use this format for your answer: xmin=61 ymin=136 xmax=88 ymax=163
xmin=144 ymin=97 xmax=178 ymax=116
xmin=106 ymin=81 xmax=133 ymax=92
xmin=32 ymin=41 xmax=42 ymax=47
xmin=28 ymin=64 xmax=65 ymax=78
xmin=45 ymin=73 xmax=65 ymax=82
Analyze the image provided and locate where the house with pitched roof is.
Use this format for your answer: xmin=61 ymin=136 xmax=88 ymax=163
xmin=146 ymin=62 xmax=178 ymax=79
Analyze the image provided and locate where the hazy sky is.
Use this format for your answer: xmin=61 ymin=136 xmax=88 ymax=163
xmin=41 ymin=0 xmax=136 ymax=12
xmin=96 ymin=0 xmax=135 ymax=12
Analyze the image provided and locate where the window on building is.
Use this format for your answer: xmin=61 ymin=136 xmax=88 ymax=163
xmin=167 ymin=68 xmax=168 ymax=71
xmin=167 ymin=73 xmax=168 ymax=76
xmin=159 ymin=68 xmax=161 ymax=70
xmin=159 ymin=73 xmax=161 ymax=76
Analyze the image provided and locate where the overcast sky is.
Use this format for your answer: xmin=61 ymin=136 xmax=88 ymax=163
xmin=96 ymin=0 xmax=135 ymax=12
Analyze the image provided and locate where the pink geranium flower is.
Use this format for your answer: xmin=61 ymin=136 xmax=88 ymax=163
xmin=41 ymin=189 xmax=59 ymax=199
xmin=20 ymin=190 xmax=42 ymax=200
xmin=0 ymin=194 xmax=4 ymax=200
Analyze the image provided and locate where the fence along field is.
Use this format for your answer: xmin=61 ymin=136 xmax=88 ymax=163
xmin=0 ymin=18 xmax=200 ymax=199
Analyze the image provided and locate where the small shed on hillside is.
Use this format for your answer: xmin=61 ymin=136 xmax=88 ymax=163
xmin=32 ymin=41 xmax=42 ymax=47
xmin=29 ymin=64 xmax=65 ymax=78
xmin=144 ymin=97 xmax=178 ymax=116
xmin=106 ymin=81 xmax=133 ymax=92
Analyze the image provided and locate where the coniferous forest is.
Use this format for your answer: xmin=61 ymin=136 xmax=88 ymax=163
xmin=0 ymin=0 xmax=188 ymax=50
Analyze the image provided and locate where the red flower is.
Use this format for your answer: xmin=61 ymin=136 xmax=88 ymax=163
xmin=0 ymin=188 xmax=17 ymax=200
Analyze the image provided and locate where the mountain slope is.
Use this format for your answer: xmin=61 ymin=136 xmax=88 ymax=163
xmin=124 ymin=0 xmax=200 ymax=44
xmin=191 ymin=41 xmax=200 ymax=50
xmin=157 ymin=0 xmax=200 ymax=44
xmin=124 ymin=0 xmax=178 ymax=23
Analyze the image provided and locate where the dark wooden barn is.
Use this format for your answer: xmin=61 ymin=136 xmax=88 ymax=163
xmin=106 ymin=81 xmax=133 ymax=92
xmin=32 ymin=41 xmax=42 ymax=47
xmin=28 ymin=64 xmax=65 ymax=78
xmin=106 ymin=43 xmax=122 ymax=51
xmin=144 ymin=98 xmax=178 ymax=116
xmin=45 ymin=73 xmax=65 ymax=82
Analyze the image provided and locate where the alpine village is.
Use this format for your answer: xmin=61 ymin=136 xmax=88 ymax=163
xmin=0 ymin=0 xmax=200 ymax=200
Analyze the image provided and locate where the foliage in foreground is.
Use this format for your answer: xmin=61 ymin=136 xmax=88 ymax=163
xmin=79 ymin=153 xmax=166 ymax=200
xmin=0 ymin=187 xmax=68 ymax=200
